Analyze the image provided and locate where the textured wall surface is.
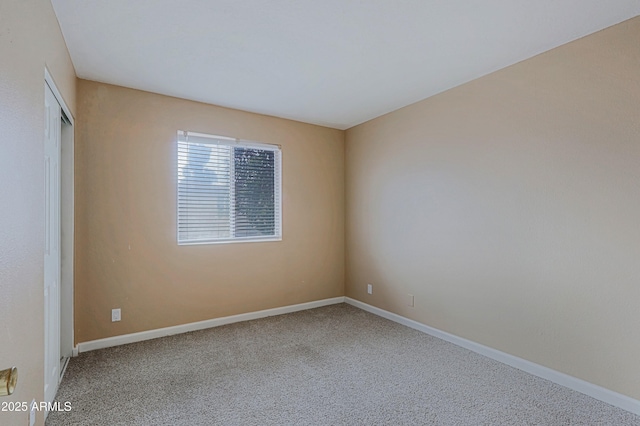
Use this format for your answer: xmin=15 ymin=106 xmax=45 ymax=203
xmin=0 ymin=1 xmax=76 ymax=425
xmin=74 ymin=80 xmax=345 ymax=343
xmin=345 ymin=17 xmax=640 ymax=400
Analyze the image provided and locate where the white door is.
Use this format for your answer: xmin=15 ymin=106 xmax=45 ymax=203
xmin=44 ymin=82 xmax=62 ymax=407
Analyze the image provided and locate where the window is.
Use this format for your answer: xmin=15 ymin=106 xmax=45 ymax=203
xmin=177 ymin=131 xmax=281 ymax=244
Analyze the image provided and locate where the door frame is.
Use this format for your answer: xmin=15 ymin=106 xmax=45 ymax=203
xmin=44 ymin=67 xmax=76 ymax=363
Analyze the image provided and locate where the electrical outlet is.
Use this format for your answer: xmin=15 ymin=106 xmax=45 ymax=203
xmin=111 ymin=308 xmax=121 ymax=322
xmin=367 ymin=284 xmax=373 ymax=295
xmin=29 ymin=399 xmax=36 ymax=426
xmin=407 ymin=294 xmax=415 ymax=307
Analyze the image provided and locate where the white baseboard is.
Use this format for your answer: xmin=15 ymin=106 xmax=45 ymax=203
xmin=77 ymin=297 xmax=345 ymax=353
xmin=345 ymin=297 xmax=640 ymax=416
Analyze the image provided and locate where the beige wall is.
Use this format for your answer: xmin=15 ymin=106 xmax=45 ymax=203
xmin=0 ymin=1 xmax=76 ymax=425
xmin=345 ymin=17 xmax=640 ymax=400
xmin=75 ymin=80 xmax=344 ymax=343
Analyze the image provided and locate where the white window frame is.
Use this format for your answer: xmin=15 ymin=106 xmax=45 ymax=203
xmin=176 ymin=131 xmax=282 ymax=245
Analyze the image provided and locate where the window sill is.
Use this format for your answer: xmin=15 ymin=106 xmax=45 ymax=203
xmin=177 ymin=237 xmax=282 ymax=246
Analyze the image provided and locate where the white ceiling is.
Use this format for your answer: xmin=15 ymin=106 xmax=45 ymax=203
xmin=51 ymin=1 xmax=640 ymax=130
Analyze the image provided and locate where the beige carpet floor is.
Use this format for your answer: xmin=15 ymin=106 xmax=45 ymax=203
xmin=46 ymin=303 xmax=640 ymax=425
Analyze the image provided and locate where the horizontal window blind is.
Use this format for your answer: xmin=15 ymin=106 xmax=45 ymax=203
xmin=177 ymin=131 xmax=281 ymax=244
